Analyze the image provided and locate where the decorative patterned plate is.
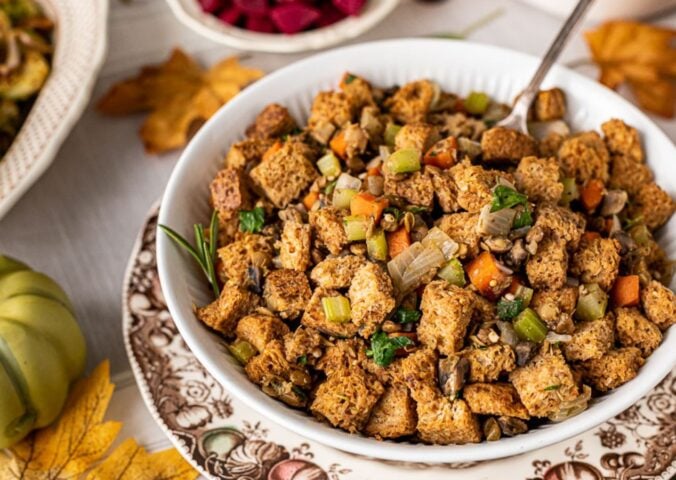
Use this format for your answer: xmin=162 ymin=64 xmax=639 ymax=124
xmin=123 ymin=204 xmax=676 ymax=480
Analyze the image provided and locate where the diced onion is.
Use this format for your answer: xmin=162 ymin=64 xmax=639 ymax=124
xmin=549 ymin=385 xmax=592 ymax=422
xmin=378 ymin=145 xmax=391 ymax=161
xmin=545 ymin=331 xmax=572 ymax=343
xmin=400 ymin=245 xmax=446 ymax=292
xmin=421 ymin=227 xmax=459 ymax=260
xmin=478 ymin=205 xmax=516 ymax=236
xmin=496 ymin=321 xmax=519 ymax=347
xmin=457 ymin=137 xmax=482 ymax=159
xmin=335 ymin=172 xmax=361 ymax=191
xmin=528 ymin=120 xmax=571 ymax=141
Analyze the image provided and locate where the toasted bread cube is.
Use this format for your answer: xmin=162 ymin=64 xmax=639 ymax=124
xmin=471 ymin=291 xmax=498 ymax=323
xmin=533 ymin=88 xmax=566 ymax=121
xmin=196 ymin=285 xmax=259 ymax=336
xmin=216 ymin=234 xmax=274 ymax=287
xmin=364 ymin=384 xmax=417 ymax=439
xmin=394 ymin=123 xmax=440 ymax=152
xmin=530 ymin=205 xmax=586 ymax=250
xmin=615 ymin=308 xmax=662 ymax=357
xmin=531 ymin=287 xmax=577 ymax=334
xmin=316 ymin=338 xmax=368 ymax=376
xmin=570 ymin=238 xmax=621 ymax=291
xmin=309 ymin=207 xmax=348 ymax=256
xmin=480 ymin=127 xmax=538 ymax=164
xmin=463 ymin=344 xmax=516 ymax=383
xmin=418 ymin=281 xmax=475 ymax=355
xmin=601 ymin=118 xmax=644 ymax=163
xmin=563 ymin=314 xmax=614 ymax=362
xmin=384 ymin=170 xmax=435 ymax=209
xmin=384 ymin=79 xmax=437 ymax=124
xmin=433 ymin=112 xmax=486 ymax=140
xmin=581 ymin=347 xmax=644 ymax=392
xmin=526 ymin=237 xmax=568 ymax=290
xmin=427 ymin=166 xmax=460 ymax=213
xmin=210 ymin=167 xmax=251 ymax=215
xmin=225 ymin=138 xmax=275 ymax=170
xmin=348 ymin=262 xmax=396 ymax=338
xmin=557 ymin=131 xmax=610 ymax=183
xmin=463 ymin=383 xmax=530 ymax=420
xmin=236 ymin=312 xmax=290 ymax=352
xmin=283 ymin=326 xmax=323 ymax=366
xmin=301 ymin=287 xmax=359 ymax=338
xmin=340 ymin=72 xmax=375 ymax=111
xmin=509 ymin=347 xmax=578 ymax=418
xmin=310 ymin=255 xmax=366 ymax=289
xmin=627 ymin=182 xmax=675 ymax=231
xmin=539 ymin=132 xmax=566 ymax=158
xmin=515 ymin=156 xmax=563 ymax=204
xmin=279 ymin=221 xmax=311 ymax=272
xmin=249 ymin=141 xmax=319 ymax=208
xmin=311 ymin=366 xmax=384 ymax=433
xmin=415 ymin=389 xmax=482 ymax=444
xmin=449 ymin=161 xmax=497 ymax=213
xmin=608 ymin=154 xmax=652 ymax=195
xmin=263 ymin=269 xmax=312 ymax=320
xmin=308 ymin=91 xmax=354 ymax=143
xmin=246 ymin=103 xmax=297 ymax=139
xmin=641 ymin=280 xmax=676 ymax=330
xmin=436 ymin=212 xmax=481 ymax=259
xmin=399 ymin=348 xmax=438 ymax=394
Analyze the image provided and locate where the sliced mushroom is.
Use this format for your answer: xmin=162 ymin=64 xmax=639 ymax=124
xmin=246 ymin=265 xmax=263 ymax=294
xmin=600 ymin=190 xmax=628 ymax=216
xmin=482 ymin=236 xmax=513 ymax=254
xmin=438 ymin=356 xmax=469 ymax=399
xmin=505 ymin=238 xmax=529 ymax=267
xmin=497 ymin=416 xmax=528 ymax=436
xmin=366 ymin=175 xmax=384 ymax=197
xmin=483 ymin=417 xmax=502 ymax=441
xmin=515 ymin=341 xmax=538 ymax=366
xmin=612 ymin=230 xmax=637 ymax=255
xmin=497 ymin=321 xmax=519 ymax=347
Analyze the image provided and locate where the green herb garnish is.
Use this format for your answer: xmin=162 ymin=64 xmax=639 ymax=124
xmin=384 ymin=206 xmax=403 ymax=222
xmin=406 ymin=205 xmax=428 ymax=214
xmin=544 ymin=384 xmax=561 ymax=391
xmin=344 ymin=73 xmax=357 ymax=84
xmin=297 ymin=355 xmax=308 ymax=366
xmin=366 ymin=332 xmax=413 ymax=367
xmin=324 ymin=180 xmax=337 ymax=196
xmin=497 ymin=297 xmax=524 ymax=320
xmin=159 ymin=210 xmax=220 ymax=297
xmin=513 ymin=208 xmax=533 ymax=228
xmin=239 ymin=207 xmax=265 ymax=233
xmin=491 ymin=185 xmax=528 ymax=212
xmin=394 ymin=307 xmax=422 ymax=324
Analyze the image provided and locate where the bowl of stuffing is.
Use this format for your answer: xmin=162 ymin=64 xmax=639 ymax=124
xmin=165 ymin=0 xmax=400 ymax=53
xmin=157 ymin=39 xmax=676 ymax=463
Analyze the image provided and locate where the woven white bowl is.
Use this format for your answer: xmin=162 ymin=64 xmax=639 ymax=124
xmin=165 ymin=0 xmax=399 ymax=53
xmin=158 ymin=39 xmax=676 ymax=463
xmin=0 ymin=0 xmax=108 ymax=220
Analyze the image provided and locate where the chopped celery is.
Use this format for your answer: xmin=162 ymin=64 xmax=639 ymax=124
xmin=386 ymin=148 xmax=421 ymax=174
xmin=629 ymin=224 xmax=651 ymax=246
xmin=322 ymin=295 xmax=351 ymax=323
xmin=228 ymin=339 xmax=257 ymax=364
xmin=438 ymin=258 xmax=466 ymax=287
xmin=513 ymin=285 xmax=534 ymax=306
xmin=367 ymin=228 xmax=388 ymax=261
xmin=316 ymin=152 xmax=341 ymax=179
xmin=513 ymin=308 xmax=548 ymax=343
xmin=465 ymin=91 xmax=490 ymax=115
xmin=384 ymin=123 xmax=402 ymax=147
xmin=575 ymin=283 xmax=608 ymax=321
xmin=344 ymin=215 xmax=369 ymax=241
xmin=333 ymin=188 xmax=357 ymax=209
xmin=560 ymin=177 xmax=579 ymax=206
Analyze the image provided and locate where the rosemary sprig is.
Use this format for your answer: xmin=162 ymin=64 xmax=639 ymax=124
xmin=159 ymin=210 xmax=221 ymax=298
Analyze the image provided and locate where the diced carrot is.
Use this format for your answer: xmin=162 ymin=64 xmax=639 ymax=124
xmin=507 ymin=277 xmax=523 ymax=295
xmin=303 ymin=191 xmax=319 ymax=210
xmin=581 ymin=231 xmax=601 ymax=243
xmin=367 ymin=166 xmax=382 ymax=177
xmin=262 ymin=140 xmax=282 ymax=162
xmin=329 ymin=130 xmax=347 ymax=159
xmin=466 ymin=251 xmax=511 ymax=299
xmin=423 ymin=137 xmax=458 ymax=169
xmin=387 ymin=227 xmax=410 ymax=259
xmin=611 ymin=275 xmax=640 ymax=307
xmin=350 ymin=192 xmax=388 ymax=222
xmin=580 ymin=179 xmax=604 ymax=211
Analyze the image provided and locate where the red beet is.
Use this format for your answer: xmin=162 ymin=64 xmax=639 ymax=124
xmin=316 ymin=2 xmax=346 ymax=27
xmin=218 ymin=5 xmax=242 ymax=25
xmin=246 ymin=15 xmax=277 ymax=33
xmin=234 ymin=0 xmax=269 ymax=16
xmin=198 ymin=0 xmax=225 ymax=13
xmin=332 ymin=0 xmax=365 ymax=15
xmin=271 ymin=4 xmax=320 ymax=34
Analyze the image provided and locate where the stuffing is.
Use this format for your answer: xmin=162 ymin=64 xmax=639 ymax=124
xmin=531 ymin=287 xmax=578 ymax=334
xmin=196 ymin=285 xmax=260 ymax=336
xmin=538 ymin=132 xmax=566 ymax=158
xmin=364 ymin=384 xmax=417 ymax=439
xmin=383 ymin=170 xmax=435 ymax=208
xmin=310 ymin=255 xmax=367 ymax=289
xmin=463 ymin=382 xmax=530 ymax=420
xmin=216 ymin=234 xmax=274 ymax=287
xmin=431 ymin=112 xmax=486 ymax=140
xmin=533 ymin=88 xmax=566 ymax=121
xmin=279 ymin=221 xmax=311 ymax=272
xmin=601 ymin=118 xmax=644 ymax=163
xmin=414 ymin=391 xmax=482 ymax=444
xmin=359 ymin=105 xmax=386 ymax=144
xmin=418 ymin=281 xmax=475 ymax=355
xmin=246 ymin=103 xmax=298 ymax=139
xmin=398 ymin=348 xmax=438 ymax=393
xmin=316 ymin=338 xmax=368 ymax=376
xmin=436 ymin=212 xmax=480 ymax=259
xmin=263 ymin=269 xmax=312 ymax=320
xmin=235 ymin=312 xmax=290 ymax=352
xmin=557 ymin=131 xmax=610 ymax=183
xmin=311 ymin=366 xmax=384 ymax=433
xmin=336 ymin=123 xmax=369 ymax=165
xmin=480 ymin=127 xmax=538 ymax=164
xmin=641 ymin=280 xmax=676 ymax=330
xmin=614 ymin=307 xmax=662 ymax=357
xmin=308 ymin=91 xmax=354 ymax=144
xmin=426 ymin=165 xmax=460 ymax=213
xmin=570 ymin=238 xmax=621 ymax=291
xmin=340 ymin=72 xmax=375 ymax=111
xmin=471 ymin=291 xmax=498 ymax=323
xmin=581 ymin=347 xmax=644 ymax=392
xmin=529 ymin=204 xmax=586 ymax=250
xmin=509 ymin=346 xmax=579 ymax=418
xmin=384 ymin=79 xmax=438 ymax=124
xmin=394 ymin=123 xmax=440 ymax=152
xmin=463 ymin=344 xmax=516 ymax=383
xmin=608 ymin=154 xmax=652 ymax=195
xmin=348 ymin=262 xmax=396 ymax=338
xmin=210 ymin=167 xmax=252 ymax=215
xmin=449 ymin=160 xmax=498 ymax=213
xmin=309 ymin=207 xmax=349 ymax=255
xmin=526 ymin=237 xmax=569 ymax=290
xmin=562 ymin=314 xmax=614 ymax=362
xmin=215 ymin=209 xmax=241 ymax=246
xmin=225 ymin=138 xmax=275 ymax=170
xmin=515 ymin=156 xmax=563 ymax=204
xmin=283 ymin=326 xmax=324 ymax=366
xmin=249 ymin=141 xmax=319 ymax=208
xmin=627 ymin=182 xmax=675 ymax=231
xmin=301 ymin=287 xmax=359 ymax=338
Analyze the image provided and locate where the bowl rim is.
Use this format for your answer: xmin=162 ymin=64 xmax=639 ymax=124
xmin=157 ymin=38 xmax=676 ymax=463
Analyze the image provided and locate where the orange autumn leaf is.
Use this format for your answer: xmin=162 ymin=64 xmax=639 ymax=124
xmin=585 ymin=21 xmax=676 ymax=117
xmin=97 ymin=49 xmax=263 ymax=154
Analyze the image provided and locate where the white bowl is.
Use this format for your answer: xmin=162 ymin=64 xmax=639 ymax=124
xmin=165 ymin=0 xmax=399 ymax=53
xmin=157 ymin=39 xmax=676 ymax=463
xmin=0 ymin=0 xmax=108 ymax=220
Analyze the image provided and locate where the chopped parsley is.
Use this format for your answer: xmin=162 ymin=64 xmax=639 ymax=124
xmin=324 ymin=180 xmax=337 ymax=196
xmin=239 ymin=207 xmax=265 ymax=233
xmin=344 ymin=73 xmax=357 ymax=84
xmin=497 ymin=297 xmax=525 ymax=320
xmin=513 ymin=208 xmax=533 ymax=228
xmin=394 ymin=307 xmax=421 ymax=324
xmin=491 ymin=185 xmax=528 ymax=212
xmin=544 ymin=384 xmax=561 ymax=391
xmin=297 ymin=355 xmax=308 ymax=366
xmin=367 ymin=332 xmax=413 ymax=367
xmin=406 ymin=205 xmax=429 ymax=214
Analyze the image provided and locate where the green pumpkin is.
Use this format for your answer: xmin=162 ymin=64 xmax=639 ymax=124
xmin=0 ymin=255 xmax=86 ymax=448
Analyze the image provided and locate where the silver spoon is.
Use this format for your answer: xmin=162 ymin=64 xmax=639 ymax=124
xmin=497 ymin=0 xmax=595 ymax=133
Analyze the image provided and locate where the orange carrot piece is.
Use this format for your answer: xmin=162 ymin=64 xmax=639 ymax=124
xmin=466 ymin=251 xmax=511 ymax=299
xmin=367 ymin=166 xmax=382 ymax=177
xmin=580 ymin=179 xmax=604 ymax=211
xmin=507 ymin=277 xmax=523 ymax=295
xmin=582 ymin=231 xmax=602 ymax=243
xmin=611 ymin=275 xmax=640 ymax=307
xmin=262 ymin=140 xmax=282 ymax=162
xmin=350 ymin=192 xmax=388 ymax=222
xmin=303 ymin=191 xmax=319 ymax=210
xmin=423 ymin=137 xmax=458 ymax=169
xmin=387 ymin=227 xmax=410 ymax=259
xmin=329 ymin=130 xmax=347 ymax=159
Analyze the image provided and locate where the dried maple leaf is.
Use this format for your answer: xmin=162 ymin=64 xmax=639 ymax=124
xmin=97 ymin=49 xmax=263 ymax=154
xmin=0 ymin=361 xmax=198 ymax=480
xmin=585 ymin=21 xmax=676 ymax=117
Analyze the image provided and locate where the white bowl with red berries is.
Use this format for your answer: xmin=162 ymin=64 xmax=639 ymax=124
xmin=166 ymin=0 xmax=400 ymax=53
